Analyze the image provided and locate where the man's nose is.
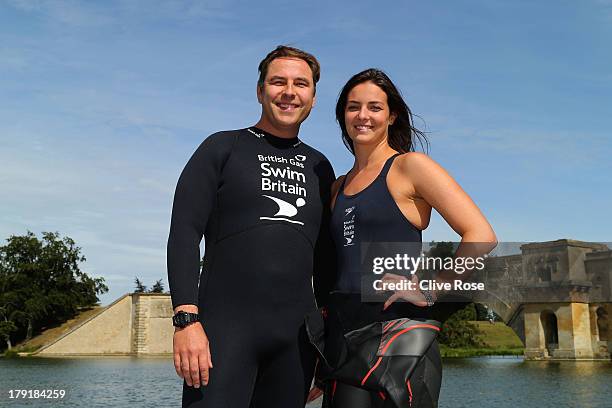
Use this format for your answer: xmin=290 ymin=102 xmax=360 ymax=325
xmin=282 ymin=83 xmax=296 ymax=98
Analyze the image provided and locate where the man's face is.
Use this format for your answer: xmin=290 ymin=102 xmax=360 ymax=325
xmin=257 ymin=57 xmax=316 ymax=133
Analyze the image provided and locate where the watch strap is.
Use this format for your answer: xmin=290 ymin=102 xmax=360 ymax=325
xmin=173 ymin=311 xmax=200 ymax=328
xmin=420 ymin=289 xmax=436 ymax=307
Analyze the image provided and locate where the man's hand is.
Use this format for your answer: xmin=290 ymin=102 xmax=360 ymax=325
xmin=173 ymin=308 xmax=213 ymax=388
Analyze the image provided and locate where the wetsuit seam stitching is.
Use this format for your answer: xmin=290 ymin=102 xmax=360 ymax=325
xmin=199 ymin=132 xmax=239 ymax=304
xmin=214 ymin=223 xmax=316 ymax=249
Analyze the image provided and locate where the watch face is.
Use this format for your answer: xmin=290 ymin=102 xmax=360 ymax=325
xmin=173 ymin=312 xmax=197 ymax=327
xmin=173 ymin=312 xmax=186 ymax=327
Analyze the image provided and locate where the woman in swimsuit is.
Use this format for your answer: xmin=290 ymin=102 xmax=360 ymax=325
xmin=308 ymin=69 xmax=497 ymax=408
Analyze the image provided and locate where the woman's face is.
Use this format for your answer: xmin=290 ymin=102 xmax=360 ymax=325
xmin=344 ymin=81 xmax=396 ymax=149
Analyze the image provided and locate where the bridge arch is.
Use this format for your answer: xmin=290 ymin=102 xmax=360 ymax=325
xmin=540 ymin=310 xmax=559 ymax=355
xmin=597 ymin=307 xmax=609 ymax=342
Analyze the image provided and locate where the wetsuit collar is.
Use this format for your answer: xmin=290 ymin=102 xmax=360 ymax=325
xmin=248 ymin=126 xmax=302 ymax=148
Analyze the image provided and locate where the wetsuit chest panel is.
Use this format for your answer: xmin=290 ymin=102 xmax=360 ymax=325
xmin=214 ymin=131 xmax=324 ymax=245
xmin=168 ymin=127 xmax=335 ymax=311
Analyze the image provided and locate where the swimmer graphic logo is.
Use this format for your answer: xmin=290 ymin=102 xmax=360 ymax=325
xmin=257 ymin=152 xmax=308 ymax=226
xmin=260 ymin=195 xmax=306 ymax=225
xmin=344 ymin=206 xmax=356 ymax=246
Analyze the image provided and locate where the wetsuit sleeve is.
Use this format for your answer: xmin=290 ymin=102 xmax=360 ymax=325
xmin=167 ymin=132 xmax=235 ymax=309
xmin=313 ymin=157 xmax=337 ymax=309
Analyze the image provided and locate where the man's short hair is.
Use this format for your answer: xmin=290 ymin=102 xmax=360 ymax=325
xmin=257 ymin=45 xmax=321 ymax=91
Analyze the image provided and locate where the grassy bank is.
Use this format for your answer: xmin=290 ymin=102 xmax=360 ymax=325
xmin=440 ymin=321 xmax=524 ymax=357
xmin=440 ymin=345 xmax=524 ymax=358
xmin=472 ymin=321 xmax=524 ymax=349
xmin=1 ymin=344 xmax=41 ymax=358
xmin=1 ymin=306 xmax=104 ymax=357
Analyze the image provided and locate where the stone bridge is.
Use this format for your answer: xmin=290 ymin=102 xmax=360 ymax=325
xmin=479 ymin=239 xmax=611 ymax=360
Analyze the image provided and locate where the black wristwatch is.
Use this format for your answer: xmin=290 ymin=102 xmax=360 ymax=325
xmin=172 ymin=311 xmax=200 ymax=328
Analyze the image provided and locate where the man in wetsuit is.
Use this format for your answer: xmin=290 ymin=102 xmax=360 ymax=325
xmin=167 ymin=45 xmax=336 ymax=407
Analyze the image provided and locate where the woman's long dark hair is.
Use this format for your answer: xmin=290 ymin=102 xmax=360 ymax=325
xmin=335 ymin=68 xmax=428 ymax=154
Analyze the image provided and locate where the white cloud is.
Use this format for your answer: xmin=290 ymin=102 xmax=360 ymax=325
xmin=138 ymin=177 xmax=174 ymax=195
xmin=7 ymin=0 xmax=237 ymax=27
xmin=445 ymin=128 xmax=608 ymax=166
xmin=7 ymin=0 xmax=115 ymax=27
xmin=116 ymin=0 xmax=236 ymax=22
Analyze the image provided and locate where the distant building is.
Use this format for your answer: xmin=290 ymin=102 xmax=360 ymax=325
xmin=483 ymin=239 xmax=611 ymax=360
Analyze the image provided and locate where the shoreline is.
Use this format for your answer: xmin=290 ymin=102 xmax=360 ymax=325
xmin=440 ymin=346 xmax=524 ymax=358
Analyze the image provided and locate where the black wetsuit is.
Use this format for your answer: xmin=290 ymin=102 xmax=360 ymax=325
xmin=326 ymin=153 xmax=442 ymax=408
xmin=167 ymin=127 xmax=335 ymax=408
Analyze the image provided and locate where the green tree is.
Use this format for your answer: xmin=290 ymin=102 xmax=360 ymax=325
xmin=426 ymin=241 xmax=456 ymax=258
xmin=426 ymin=241 xmax=481 ymax=348
xmin=149 ymin=279 xmax=165 ymax=293
xmin=0 ymin=231 xmax=107 ymax=351
xmin=438 ymin=303 xmax=482 ymax=348
xmin=134 ymin=277 xmax=147 ymax=293
xmin=0 ymin=305 xmax=20 ymax=350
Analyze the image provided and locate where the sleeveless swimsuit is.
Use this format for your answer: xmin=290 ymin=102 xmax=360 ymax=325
xmin=322 ymin=153 xmax=442 ymax=408
xmin=332 ymin=153 xmax=422 ymax=295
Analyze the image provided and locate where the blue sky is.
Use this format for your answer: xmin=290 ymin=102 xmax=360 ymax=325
xmin=1 ymin=0 xmax=611 ymax=305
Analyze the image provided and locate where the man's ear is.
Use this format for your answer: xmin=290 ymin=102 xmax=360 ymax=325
xmin=312 ymin=93 xmax=316 ymax=108
xmin=256 ymin=84 xmax=263 ymax=104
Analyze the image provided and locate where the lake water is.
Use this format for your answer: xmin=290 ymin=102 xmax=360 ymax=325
xmin=1 ymin=356 xmax=611 ymax=407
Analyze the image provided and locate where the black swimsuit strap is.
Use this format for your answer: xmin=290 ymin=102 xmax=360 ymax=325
xmin=341 ymin=152 xmax=401 ymax=188
xmin=377 ymin=153 xmax=401 ymax=180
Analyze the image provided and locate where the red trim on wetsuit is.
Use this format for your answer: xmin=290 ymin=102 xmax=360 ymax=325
xmin=407 ymin=379 xmax=413 ymax=406
xmin=382 ymin=319 xmax=400 ymax=332
xmin=380 ymin=324 xmax=440 ymax=355
xmin=360 ymin=324 xmax=440 ymax=392
xmin=361 ymin=356 xmax=383 ymax=385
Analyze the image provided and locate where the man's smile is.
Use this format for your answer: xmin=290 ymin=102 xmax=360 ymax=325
xmin=276 ymin=102 xmax=300 ymax=111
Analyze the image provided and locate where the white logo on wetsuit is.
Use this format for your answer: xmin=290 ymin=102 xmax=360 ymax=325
xmin=258 ymin=153 xmax=308 ymax=225
xmin=260 ymin=195 xmax=306 ymax=225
